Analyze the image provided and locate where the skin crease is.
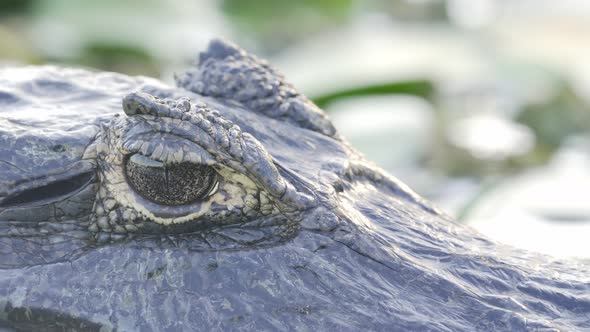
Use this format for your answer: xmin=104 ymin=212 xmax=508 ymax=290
xmin=0 ymin=39 xmax=589 ymax=331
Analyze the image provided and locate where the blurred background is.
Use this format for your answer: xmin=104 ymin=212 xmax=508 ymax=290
xmin=1 ymin=0 xmax=589 ymax=259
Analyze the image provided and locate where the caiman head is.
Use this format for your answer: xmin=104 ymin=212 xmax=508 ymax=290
xmin=1 ymin=40 xmax=587 ymax=332
xmin=0 ymin=39 xmax=433 ymax=267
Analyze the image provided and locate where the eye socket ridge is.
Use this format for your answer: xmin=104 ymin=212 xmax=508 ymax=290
xmin=124 ymin=153 xmax=218 ymax=206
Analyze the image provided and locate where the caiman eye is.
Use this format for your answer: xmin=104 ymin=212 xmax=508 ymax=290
xmin=125 ymin=154 xmax=218 ymax=206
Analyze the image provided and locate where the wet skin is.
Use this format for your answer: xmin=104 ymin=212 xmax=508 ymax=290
xmin=0 ymin=40 xmax=589 ymax=331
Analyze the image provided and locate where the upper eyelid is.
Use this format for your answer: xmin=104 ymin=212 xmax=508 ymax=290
xmin=123 ymin=93 xmax=239 ymax=153
xmin=121 ymin=133 xmax=216 ymax=166
xmin=119 ymin=116 xmax=218 ymax=165
xmin=122 ymin=115 xmax=222 ymax=153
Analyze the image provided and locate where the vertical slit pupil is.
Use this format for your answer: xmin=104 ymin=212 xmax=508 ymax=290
xmin=125 ymin=154 xmax=217 ymax=206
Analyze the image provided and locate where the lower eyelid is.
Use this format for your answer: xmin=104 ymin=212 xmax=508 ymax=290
xmin=206 ymin=180 xmax=219 ymax=197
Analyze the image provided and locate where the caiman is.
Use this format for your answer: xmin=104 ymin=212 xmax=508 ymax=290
xmin=0 ymin=39 xmax=588 ymax=331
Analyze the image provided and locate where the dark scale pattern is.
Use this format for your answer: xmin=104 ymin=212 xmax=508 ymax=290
xmin=125 ymin=157 xmax=217 ymax=206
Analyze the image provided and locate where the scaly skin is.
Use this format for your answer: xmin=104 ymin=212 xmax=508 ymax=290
xmin=0 ymin=40 xmax=588 ymax=331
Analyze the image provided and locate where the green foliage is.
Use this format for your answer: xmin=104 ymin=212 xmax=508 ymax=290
xmin=46 ymin=43 xmax=160 ymax=77
xmin=222 ymin=0 xmax=352 ymax=21
xmin=517 ymin=81 xmax=590 ymax=150
xmin=312 ymin=79 xmax=435 ymax=109
xmin=0 ymin=0 xmax=34 ymax=15
xmin=221 ymin=0 xmax=353 ymax=50
xmin=80 ymin=43 xmax=160 ymax=76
